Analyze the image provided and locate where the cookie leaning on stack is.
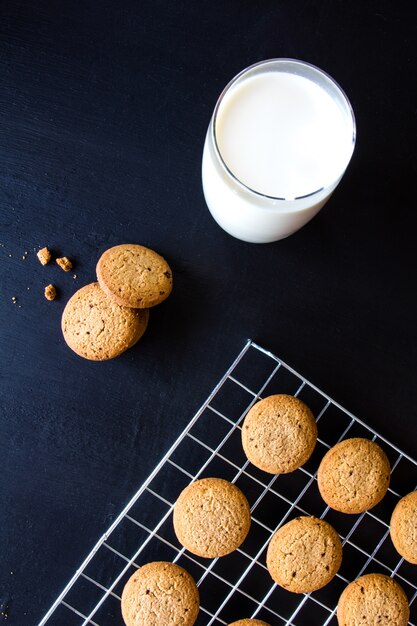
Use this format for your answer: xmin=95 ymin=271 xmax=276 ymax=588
xmin=61 ymin=244 xmax=172 ymax=361
xmin=96 ymin=243 xmax=172 ymax=308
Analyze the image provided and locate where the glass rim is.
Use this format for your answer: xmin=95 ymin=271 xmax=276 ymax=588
xmin=211 ymin=58 xmax=357 ymax=202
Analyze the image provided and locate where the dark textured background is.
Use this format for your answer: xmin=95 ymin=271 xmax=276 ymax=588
xmin=1 ymin=0 xmax=417 ymax=624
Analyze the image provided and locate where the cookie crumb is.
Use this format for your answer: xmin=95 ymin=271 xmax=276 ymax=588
xmin=37 ymin=247 xmax=51 ymax=265
xmin=73 ymin=273 xmax=77 ymax=279
xmin=22 ymin=255 xmax=26 ymax=260
xmin=44 ymin=284 xmax=57 ymax=301
xmin=56 ymin=256 xmax=72 ymax=272
xmin=11 ymin=296 xmax=17 ymax=304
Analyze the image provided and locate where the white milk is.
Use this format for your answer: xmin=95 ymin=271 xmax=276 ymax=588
xmin=202 ymin=59 xmax=355 ymax=243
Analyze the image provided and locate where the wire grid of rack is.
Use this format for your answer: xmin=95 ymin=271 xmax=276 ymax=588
xmin=40 ymin=340 xmax=417 ymax=626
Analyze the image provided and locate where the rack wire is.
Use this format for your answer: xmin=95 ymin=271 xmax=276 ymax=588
xmin=39 ymin=340 xmax=417 ymax=626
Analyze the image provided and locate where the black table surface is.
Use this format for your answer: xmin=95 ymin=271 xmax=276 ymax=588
xmin=1 ymin=1 xmax=417 ymax=624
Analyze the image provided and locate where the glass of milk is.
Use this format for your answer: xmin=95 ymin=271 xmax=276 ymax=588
xmin=202 ymin=59 xmax=356 ymax=243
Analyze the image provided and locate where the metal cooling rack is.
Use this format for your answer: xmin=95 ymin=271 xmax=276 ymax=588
xmin=39 ymin=340 xmax=417 ymax=626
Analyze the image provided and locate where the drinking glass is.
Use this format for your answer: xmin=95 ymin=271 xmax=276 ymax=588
xmin=202 ymin=59 xmax=356 ymax=243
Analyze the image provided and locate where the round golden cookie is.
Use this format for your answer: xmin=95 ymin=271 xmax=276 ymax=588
xmin=266 ymin=516 xmax=342 ymax=593
xmin=173 ymin=478 xmax=251 ymax=558
xmin=390 ymin=490 xmax=417 ymax=563
xmin=317 ymin=438 xmax=391 ymax=514
xmin=62 ymin=282 xmax=149 ymax=360
xmin=337 ymin=573 xmax=409 ymax=626
xmin=229 ymin=618 xmax=270 ymax=626
xmin=121 ymin=561 xmax=199 ymax=626
xmin=241 ymin=394 xmax=317 ymax=474
xmin=96 ymin=244 xmax=172 ymax=308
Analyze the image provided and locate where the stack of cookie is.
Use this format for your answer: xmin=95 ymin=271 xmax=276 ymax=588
xmin=61 ymin=244 xmax=172 ymax=360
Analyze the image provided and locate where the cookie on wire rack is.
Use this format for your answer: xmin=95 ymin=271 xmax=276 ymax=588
xmin=173 ymin=477 xmax=251 ymax=558
xmin=121 ymin=561 xmax=199 ymax=626
xmin=266 ymin=516 xmax=342 ymax=593
xmin=337 ymin=573 xmax=409 ymax=626
xmin=241 ymin=394 xmax=317 ymax=474
xmin=317 ymin=437 xmax=391 ymax=513
xmin=390 ymin=490 xmax=417 ymax=563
